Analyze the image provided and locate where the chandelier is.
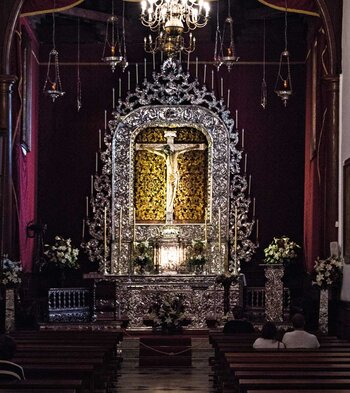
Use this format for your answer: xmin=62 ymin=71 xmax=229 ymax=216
xmin=102 ymin=0 xmax=128 ymax=72
xmin=141 ymin=0 xmax=210 ymax=33
xmin=144 ymin=30 xmax=196 ymax=57
xmin=274 ymin=0 xmax=292 ymax=106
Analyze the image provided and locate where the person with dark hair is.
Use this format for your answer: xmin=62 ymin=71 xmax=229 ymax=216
xmin=0 ymin=335 xmax=25 ymax=380
xmin=253 ymin=322 xmax=285 ymax=349
xmin=282 ymin=313 xmax=320 ymax=348
xmin=223 ymin=306 xmax=255 ymax=334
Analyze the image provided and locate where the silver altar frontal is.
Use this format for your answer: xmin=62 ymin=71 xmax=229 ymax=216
xmin=86 ymin=273 xmax=242 ymax=328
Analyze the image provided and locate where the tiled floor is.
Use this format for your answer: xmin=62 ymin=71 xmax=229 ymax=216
xmin=112 ymin=336 xmax=217 ymax=392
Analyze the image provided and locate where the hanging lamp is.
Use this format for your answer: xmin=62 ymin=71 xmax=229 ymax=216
xmin=76 ymin=17 xmax=82 ymax=111
xmin=260 ymin=18 xmax=267 ymax=109
xmin=220 ymin=0 xmax=239 ymax=71
xmin=274 ymin=0 xmax=292 ymax=106
xmin=43 ymin=1 xmax=65 ymax=102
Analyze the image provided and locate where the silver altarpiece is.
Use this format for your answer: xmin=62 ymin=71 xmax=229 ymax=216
xmin=83 ymin=59 xmax=257 ymax=327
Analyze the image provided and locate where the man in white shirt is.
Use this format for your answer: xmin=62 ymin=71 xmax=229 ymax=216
xmin=282 ymin=313 xmax=320 ymax=349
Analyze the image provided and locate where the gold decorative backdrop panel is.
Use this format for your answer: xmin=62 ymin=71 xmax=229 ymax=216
xmin=134 ymin=127 xmax=207 ymax=223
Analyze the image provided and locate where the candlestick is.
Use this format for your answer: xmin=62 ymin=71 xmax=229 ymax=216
xmin=187 ymin=52 xmax=190 ymax=73
xmin=218 ymin=208 xmax=221 ymax=251
xmin=104 ymin=207 xmax=107 ymax=258
xmin=248 ymin=174 xmax=252 ymax=195
xmin=136 ymin=63 xmax=139 ymax=86
xmin=90 ymin=175 xmax=94 ymax=196
xmin=119 ymin=207 xmax=122 ymax=253
xmin=104 ymin=110 xmax=107 ymax=130
xmin=195 ymin=57 xmax=198 ymax=79
xmin=98 ymin=129 xmax=102 ymax=150
xmin=133 ymin=208 xmax=136 ymax=244
xmin=95 ymin=152 xmax=99 ymax=173
xmin=144 ymin=58 xmax=147 ymax=79
xmin=244 ymin=153 xmax=247 ymax=173
xmin=118 ymin=78 xmax=121 ymax=98
xmin=220 ymin=77 xmax=223 ymax=98
xmin=256 ymin=218 xmax=259 ymax=242
xmin=112 ymin=88 xmax=115 ymax=108
xmin=204 ymin=209 xmax=208 ymax=243
xmin=86 ymin=196 xmax=89 ymax=217
xmin=203 ymin=64 xmax=207 ymax=84
xmin=235 ymin=109 xmax=238 ymax=129
xmin=242 ymin=128 xmax=245 ymax=150
xmin=234 ymin=206 xmax=238 ymax=256
xmin=128 ymin=71 xmax=130 ymax=91
xmin=227 ymin=88 xmax=230 ymax=107
xmin=152 ymin=52 xmax=155 ymax=71
xmin=211 ymin=70 xmax=214 ymax=90
xmin=82 ymin=218 xmax=85 ymax=240
xmin=253 ymin=197 xmax=256 ymax=217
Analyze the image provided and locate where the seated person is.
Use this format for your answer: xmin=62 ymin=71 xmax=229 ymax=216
xmin=0 ymin=335 xmax=25 ymax=380
xmin=282 ymin=313 xmax=320 ymax=349
xmin=223 ymin=306 xmax=255 ymax=334
xmin=253 ymin=321 xmax=285 ymax=349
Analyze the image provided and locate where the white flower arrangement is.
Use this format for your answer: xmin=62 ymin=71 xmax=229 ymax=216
xmin=133 ymin=240 xmax=153 ymax=271
xmin=188 ymin=239 xmax=207 ymax=268
xmin=313 ymin=256 xmax=343 ymax=290
xmin=1 ymin=255 xmax=22 ymax=287
xmin=43 ymin=236 xmax=79 ymax=270
xmin=264 ymin=236 xmax=300 ymax=265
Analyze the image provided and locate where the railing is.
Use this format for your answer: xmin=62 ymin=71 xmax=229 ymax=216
xmin=48 ymin=287 xmax=91 ymax=323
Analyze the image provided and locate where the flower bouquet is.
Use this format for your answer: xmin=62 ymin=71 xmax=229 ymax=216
xmin=133 ymin=240 xmax=153 ymax=274
xmin=264 ymin=236 xmax=300 ymax=265
xmin=1 ymin=255 xmax=22 ymax=288
xmin=313 ymin=256 xmax=343 ymax=290
xmin=42 ymin=236 xmax=79 ymax=271
xmin=187 ymin=239 xmax=207 ymax=273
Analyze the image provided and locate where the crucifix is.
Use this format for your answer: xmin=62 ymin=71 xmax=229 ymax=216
xmin=135 ymin=130 xmax=207 ymax=224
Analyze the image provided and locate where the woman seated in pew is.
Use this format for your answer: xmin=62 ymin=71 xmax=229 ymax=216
xmin=253 ymin=322 xmax=285 ymax=349
xmin=282 ymin=313 xmax=320 ymax=349
xmin=0 ymin=335 xmax=25 ymax=381
xmin=223 ymin=306 xmax=255 ymax=334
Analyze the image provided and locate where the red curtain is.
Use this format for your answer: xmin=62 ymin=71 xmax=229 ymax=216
xmin=257 ymin=0 xmax=319 ymax=16
xmin=21 ymin=0 xmax=84 ymax=17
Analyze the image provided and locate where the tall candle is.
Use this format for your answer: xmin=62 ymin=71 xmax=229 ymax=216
xmin=256 ymin=218 xmax=259 ymax=242
xmin=90 ymin=175 xmax=94 ymax=196
xmin=187 ymin=52 xmax=190 ymax=73
xmin=104 ymin=110 xmax=107 ymax=130
xmin=234 ymin=206 xmax=238 ymax=255
xmin=195 ymin=57 xmax=198 ymax=79
xmin=133 ymin=208 xmax=136 ymax=244
xmin=161 ymin=50 xmax=164 ymax=63
xmin=86 ymin=196 xmax=89 ymax=217
xmin=82 ymin=218 xmax=85 ymax=240
xmin=119 ymin=207 xmax=122 ymax=253
xmin=127 ymin=71 xmax=130 ymax=91
xmin=144 ymin=58 xmax=147 ymax=79
xmin=118 ymin=78 xmax=121 ymax=98
xmin=220 ymin=77 xmax=223 ymax=98
xmin=244 ymin=153 xmax=247 ymax=173
xmin=218 ymin=208 xmax=221 ymax=250
xmin=104 ymin=207 xmax=107 ymax=258
xmin=227 ymin=88 xmax=230 ymax=107
xmin=136 ymin=63 xmax=139 ymax=86
xmin=204 ymin=209 xmax=208 ymax=243
xmin=242 ymin=128 xmax=245 ymax=150
xmin=248 ymin=174 xmax=252 ymax=195
xmin=203 ymin=64 xmax=207 ymax=84
xmin=211 ymin=70 xmax=214 ymax=90
xmin=98 ymin=129 xmax=102 ymax=150
xmin=179 ymin=50 xmax=182 ymax=64
xmin=235 ymin=109 xmax=238 ymax=129
xmin=112 ymin=88 xmax=115 ymax=108
xmin=253 ymin=197 xmax=256 ymax=217
xmin=152 ymin=52 xmax=155 ymax=71
xmin=95 ymin=152 xmax=99 ymax=173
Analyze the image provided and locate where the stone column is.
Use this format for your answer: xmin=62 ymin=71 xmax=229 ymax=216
xmin=0 ymin=75 xmax=16 ymax=255
xmin=264 ymin=265 xmax=284 ymax=322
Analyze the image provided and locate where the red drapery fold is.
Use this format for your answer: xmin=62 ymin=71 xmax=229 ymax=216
xmin=257 ymin=0 xmax=319 ymax=17
xmin=21 ymin=0 xmax=84 ymax=17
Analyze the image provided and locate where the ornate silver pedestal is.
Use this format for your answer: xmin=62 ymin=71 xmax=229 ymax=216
xmin=86 ymin=273 xmax=242 ymax=328
xmin=318 ymin=289 xmax=329 ymax=334
xmin=263 ymin=264 xmax=284 ymax=322
xmin=5 ymin=288 xmax=15 ymax=333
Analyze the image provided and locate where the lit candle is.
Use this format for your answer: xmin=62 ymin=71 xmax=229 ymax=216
xmin=82 ymin=218 xmax=85 ymax=240
xmin=248 ymin=174 xmax=252 ymax=195
xmin=218 ymin=208 xmax=221 ymax=250
xmin=234 ymin=206 xmax=238 ymax=255
xmin=253 ymin=197 xmax=256 ymax=217
xmin=119 ymin=207 xmax=122 ymax=253
xmin=203 ymin=64 xmax=207 ymax=84
xmin=244 ymin=153 xmax=247 ymax=173
xmin=86 ymin=196 xmax=89 ymax=217
xmin=136 ymin=63 xmax=139 ymax=86
xmin=195 ymin=57 xmax=198 ymax=79
xmin=144 ymin=58 xmax=147 ymax=79
xmin=104 ymin=110 xmax=107 ymax=130
xmin=118 ymin=78 xmax=121 ymax=98
xmin=187 ymin=52 xmax=190 ymax=73
xmin=90 ymin=175 xmax=94 ymax=196
xmin=104 ymin=207 xmax=107 ymax=258
xmin=220 ymin=77 xmax=223 ymax=98
xmin=95 ymin=152 xmax=99 ymax=173
xmin=98 ymin=129 xmax=102 ymax=150
xmin=112 ymin=88 xmax=115 ymax=108
xmin=256 ymin=218 xmax=259 ymax=242
xmin=242 ymin=128 xmax=245 ymax=150
xmin=235 ymin=109 xmax=238 ymax=129
xmin=227 ymin=88 xmax=230 ymax=107
xmin=204 ymin=209 xmax=207 ymax=243
xmin=211 ymin=70 xmax=214 ymax=90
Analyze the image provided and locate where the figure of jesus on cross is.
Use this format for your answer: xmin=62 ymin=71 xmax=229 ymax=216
xmin=136 ymin=130 xmax=207 ymax=224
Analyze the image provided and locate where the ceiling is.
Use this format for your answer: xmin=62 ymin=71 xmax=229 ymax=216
xmin=28 ymin=0 xmax=311 ymax=63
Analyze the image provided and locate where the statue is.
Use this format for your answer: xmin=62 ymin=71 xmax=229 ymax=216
xmin=136 ymin=130 xmax=207 ymax=224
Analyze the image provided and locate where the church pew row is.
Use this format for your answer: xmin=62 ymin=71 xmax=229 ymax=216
xmin=247 ymin=390 xmax=350 ymax=393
